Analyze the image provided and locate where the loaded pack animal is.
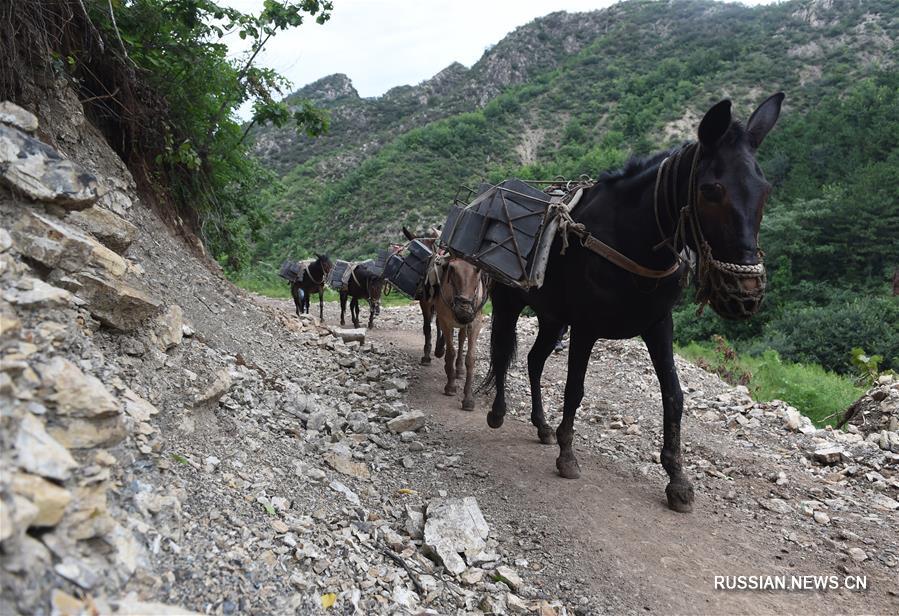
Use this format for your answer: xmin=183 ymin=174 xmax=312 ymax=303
xmin=401 ymin=226 xmax=445 ymax=365
xmin=291 ymin=254 xmax=333 ymax=321
xmin=339 ymin=261 xmax=385 ymax=328
xmin=483 ymin=94 xmax=784 ymax=512
xmin=433 ymin=255 xmax=489 ymax=411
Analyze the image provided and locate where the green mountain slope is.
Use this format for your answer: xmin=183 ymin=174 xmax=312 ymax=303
xmin=252 ymin=0 xmax=896 ymax=259
xmin=245 ymin=0 xmax=898 ymax=373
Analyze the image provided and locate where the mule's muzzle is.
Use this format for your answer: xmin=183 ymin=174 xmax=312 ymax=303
xmin=701 ymin=258 xmax=767 ymax=321
xmin=452 ymin=298 xmax=477 ymax=325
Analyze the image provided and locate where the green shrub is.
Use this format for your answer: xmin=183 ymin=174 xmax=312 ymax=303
xmin=677 ymin=343 xmax=863 ymax=426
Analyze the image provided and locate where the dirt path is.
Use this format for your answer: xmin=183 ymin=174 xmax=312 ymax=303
xmin=366 ymin=306 xmax=897 ymax=615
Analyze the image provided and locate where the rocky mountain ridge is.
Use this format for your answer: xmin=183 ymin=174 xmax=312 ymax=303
xmin=251 ymin=9 xmax=613 ymax=174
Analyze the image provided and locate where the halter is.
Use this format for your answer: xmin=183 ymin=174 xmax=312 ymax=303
xmin=652 ymin=142 xmax=767 ymax=317
xmin=433 ymin=254 xmax=490 ymax=316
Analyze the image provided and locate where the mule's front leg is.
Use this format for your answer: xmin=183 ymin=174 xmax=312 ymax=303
xmin=461 ymin=320 xmax=482 ymax=411
xmin=441 ymin=321 xmax=457 ymax=396
xmin=319 ymin=290 xmax=325 ymax=321
xmin=643 ymin=315 xmax=694 ymax=513
xmin=454 ymin=328 xmax=466 ymax=379
xmin=556 ymin=329 xmax=595 ymax=479
xmin=368 ymin=299 xmax=376 ymax=328
xmin=339 ymin=292 xmax=347 ymax=326
xmin=421 ymin=303 xmax=433 ymax=365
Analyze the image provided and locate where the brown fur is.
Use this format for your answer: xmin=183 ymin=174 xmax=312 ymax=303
xmin=434 ymin=258 xmax=487 ymax=411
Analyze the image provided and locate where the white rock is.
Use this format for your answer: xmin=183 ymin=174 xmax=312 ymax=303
xmin=423 ymin=497 xmax=489 ymax=575
xmin=15 ymin=414 xmax=78 ymax=481
xmin=0 ymin=101 xmax=39 ymax=132
xmin=387 ymin=410 xmax=426 ymax=433
xmin=329 ymin=480 xmax=360 ymax=506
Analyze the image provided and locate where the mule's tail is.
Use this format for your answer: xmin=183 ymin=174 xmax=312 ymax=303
xmin=478 ymin=308 xmax=517 ymax=393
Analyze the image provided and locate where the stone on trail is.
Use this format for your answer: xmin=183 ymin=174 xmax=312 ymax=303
xmin=323 ymin=451 xmax=370 ymax=479
xmin=334 ymin=327 xmax=366 ymax=344
xmin=387 ymin=410 xmax=426 ymax=434
xmin=423 ymin=497 xmax=490 ymax=575
xmin=194 ymin=368 xmax=232 ymax=407
xmin=329 ymin=480 xmax=361 ymax=506
xmin=812 ymin=445 xmax=847 ymax=466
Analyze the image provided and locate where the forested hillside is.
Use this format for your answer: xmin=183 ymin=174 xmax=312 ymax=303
xmin=245 ymin=0 xmax=898 ymax=374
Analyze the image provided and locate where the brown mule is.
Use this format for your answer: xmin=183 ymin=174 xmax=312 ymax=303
xmin=433 ymin=257 xmax=487 ymax=411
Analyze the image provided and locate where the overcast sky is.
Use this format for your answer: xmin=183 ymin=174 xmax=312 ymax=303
xmin=224 ymin=0 xmax=782 ymax=118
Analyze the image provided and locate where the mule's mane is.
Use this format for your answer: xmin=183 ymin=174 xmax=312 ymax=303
xmin=597 ymin=122 xmax=748 ymax=186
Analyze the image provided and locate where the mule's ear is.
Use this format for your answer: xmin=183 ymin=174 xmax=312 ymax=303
xmin=698 ymin=99 xmax=732 ymax=148
xmin=402 ymin=226 xmax=415 ymax=241
xmin=746 ymin=92 xmax=784 ymax=149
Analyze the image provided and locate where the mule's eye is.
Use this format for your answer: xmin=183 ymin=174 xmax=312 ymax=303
xmin=700 ymin=183 xmax=725 ymax=202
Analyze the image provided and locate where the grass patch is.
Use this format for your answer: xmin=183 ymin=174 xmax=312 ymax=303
xmin=677 ymin=338 xmax=862 ymax=427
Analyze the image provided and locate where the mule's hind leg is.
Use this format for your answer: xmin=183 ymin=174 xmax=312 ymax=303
xmin=291 ymin=283 xmax=301 ymax=317
xmin=555 ymin=328 xmax=596 ymax=479
xmin=486 ymin=288 xmax=524 ymax=429
xmin=351 ymin=298 xmax=361 ymax=328
xmin=339 ymin=292 xmax=348 ymax=326
xmin=642 ymin=315 xmax=694 ymax=513
xmin=454 ymin=327 xmax=466 ymax=379
xmin=528 ymin=316 xmax=563 ymax=444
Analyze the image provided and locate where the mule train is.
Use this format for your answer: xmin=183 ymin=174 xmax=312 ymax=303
xmin=280 ymin=93 xmax=784 ymax=513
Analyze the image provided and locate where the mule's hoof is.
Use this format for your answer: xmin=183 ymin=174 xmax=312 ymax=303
xmin=444 ymin=386 xmax=457 ymax=396
xmin=435 ymin=349 xmax=445 ymax=359
xmin=486 ymin=410 xmax=504 ymax=429
xmin=665 ymin=481 xmax=695 ymax=513
xmin=537 ymin=425 xmax=556 ymax=445
xmin=420 ymin=357 xmax=431 ymax=365
xmin=462 ymin=399 xmax=475 ymax=412
xmin=556 ymin=454 xmax=581 ymax=479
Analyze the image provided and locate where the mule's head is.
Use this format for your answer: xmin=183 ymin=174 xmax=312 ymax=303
xmin=316 ymin=253 xmax=334 ymax=274
xmin=442 ymin=259 xmax=484 ymax=325
xmin=691 ymin=93 xmax=784 ymax=319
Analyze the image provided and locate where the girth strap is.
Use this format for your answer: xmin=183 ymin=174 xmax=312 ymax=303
xmin=579 ymin=234 xmax=682 ymax=279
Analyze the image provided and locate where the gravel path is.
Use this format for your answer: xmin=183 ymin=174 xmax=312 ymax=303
xmin=365 ymin=304 xmax=898 ymax=614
